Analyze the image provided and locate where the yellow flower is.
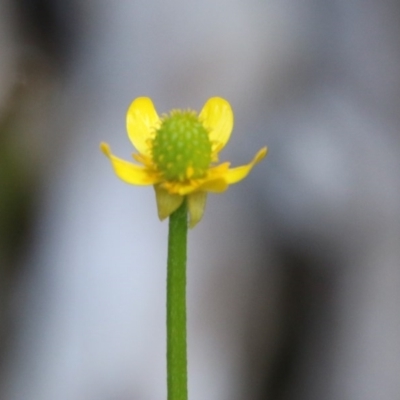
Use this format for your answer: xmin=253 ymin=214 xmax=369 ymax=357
xmin=101 ymin=97 xmax=267 ymax=227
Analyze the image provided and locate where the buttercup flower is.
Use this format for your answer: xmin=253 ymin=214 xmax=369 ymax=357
xmin=101 ymin=97 xmax=267 ymax=227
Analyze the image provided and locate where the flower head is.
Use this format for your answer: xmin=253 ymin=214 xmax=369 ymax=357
xmin=101 ymin=97 xmax=267 ymax=227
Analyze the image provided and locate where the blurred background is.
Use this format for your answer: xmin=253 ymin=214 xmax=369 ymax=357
xmin=1 ymin=0 xmax=400 ymax=399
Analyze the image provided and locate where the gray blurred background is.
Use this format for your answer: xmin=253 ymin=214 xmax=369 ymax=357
xmin=1 ymin=0 xmax=400 ymax=399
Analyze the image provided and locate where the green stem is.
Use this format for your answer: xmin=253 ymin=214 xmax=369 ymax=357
xmin=167 ymin=199 xmax=188 ymax=400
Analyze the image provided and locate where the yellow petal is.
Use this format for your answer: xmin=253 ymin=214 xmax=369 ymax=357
xmin=224 ymin=147 xmax=268 ymax=184
xmin=187 ymin=191 xmax=207 ymax=228
xmin=199 ymin=97 xmax=233 ymax=153
xmin=126 ymin=97 xmax=160 ymax=157
xmin=161 ymin=180 xmax=197 ymax=196
xmin=133 ymin=152 xmax=153 ymax=167
xmin=154 ymin=185 xmax=184 ymax=220
xmin=101 ymin=142 xmax=159 ymax=185
xmin=194 ymin=162 xmax=230 ymax=193
xmin=159 ymin=162 xmax=231 ymax=196
xmin=197 ymin=178 xmax=228 ymax=193
xmin=208 ymin=162 xmax=230 ymax=177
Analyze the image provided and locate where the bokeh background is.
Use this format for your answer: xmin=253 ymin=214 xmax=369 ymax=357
xmin=1 ymin=0 xmax=400 ymax=399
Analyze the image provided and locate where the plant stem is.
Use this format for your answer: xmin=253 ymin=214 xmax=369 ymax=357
xmin=166 ymin=199 xmax=188 ymax=400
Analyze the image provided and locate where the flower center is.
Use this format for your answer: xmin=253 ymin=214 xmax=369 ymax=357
xmin=152 ymin=110 xmax=212 ymax=181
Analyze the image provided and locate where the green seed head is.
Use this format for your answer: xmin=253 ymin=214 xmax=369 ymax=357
xmin=152 ymin=110 xmax=212 ymax=181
